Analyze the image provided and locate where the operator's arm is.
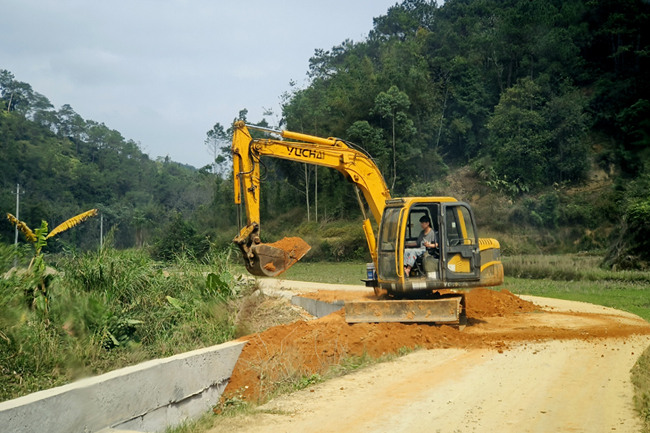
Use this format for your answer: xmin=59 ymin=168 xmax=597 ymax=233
xmin=422 ymin=231 xmax=438 ymax=249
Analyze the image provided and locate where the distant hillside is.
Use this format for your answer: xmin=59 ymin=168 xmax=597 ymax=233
xmin=0 ymin=71 xmax=233 ymax=251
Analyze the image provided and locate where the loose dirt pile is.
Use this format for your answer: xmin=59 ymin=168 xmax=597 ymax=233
xmin=266 ymin=237 xmax=311 ymax=260
xmin=261 ymin=237 xmax=311 ymax=275
xmin=222 ymin=288 xmax=650 ymax=404
xmin=465 ymin=288 xmax=537 ymax=318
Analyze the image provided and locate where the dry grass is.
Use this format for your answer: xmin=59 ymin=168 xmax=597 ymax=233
xmin=231 ymin=293 xmax=303 ymax=338
xmin=503 ymin=254 xmax=650 ymax=283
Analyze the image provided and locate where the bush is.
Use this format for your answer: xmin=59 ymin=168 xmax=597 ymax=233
xmin=152 ymin=213 xmax=210 ymax=261
xmin=603 ymin=173 xmax=650 ymax=269
xmin=508 ymin=193 xmax=560 ymax=229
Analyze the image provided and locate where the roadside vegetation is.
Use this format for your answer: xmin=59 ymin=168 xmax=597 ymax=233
xmin=632 ymin=346 xmax=650 ymax=433
xmin=0 ymin=238 xmax=302 ymax=403
xmin=502 ymin=255 xmax=650 ymax=322
xmin=503 ymin=255 xmax=650 ymax=284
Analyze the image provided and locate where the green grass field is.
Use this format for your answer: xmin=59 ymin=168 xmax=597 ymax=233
xmin=233 ymin=261 xmax=367 ymax=285
xmin=505 ymin=278 xmax=650 ymax=321
xmin=275 ymin=261 xmax=367 ymax=285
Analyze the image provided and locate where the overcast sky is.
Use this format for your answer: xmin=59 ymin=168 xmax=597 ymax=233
xmin=2 ymin=0 xmax=400 ymax=168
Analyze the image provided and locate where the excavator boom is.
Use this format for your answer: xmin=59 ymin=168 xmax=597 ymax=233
xmin=231 ymin=121 xmax=390 ymax=276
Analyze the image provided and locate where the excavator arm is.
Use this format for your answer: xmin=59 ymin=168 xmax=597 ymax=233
xmin=232 ymin=121 xmax=391 ymax=277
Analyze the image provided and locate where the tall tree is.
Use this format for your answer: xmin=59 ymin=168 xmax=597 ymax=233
xmin=372 ymin=85 xmax=415 ymax=190
xmin=205 ymin=122 xmax=228 ymax=174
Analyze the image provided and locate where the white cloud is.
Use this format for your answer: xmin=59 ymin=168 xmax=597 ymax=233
xmin=1 ymin=0 xmax=399 ymax=167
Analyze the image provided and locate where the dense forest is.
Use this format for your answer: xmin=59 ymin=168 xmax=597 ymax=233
xmin=2 ymin=0 xmax=650 ymax=266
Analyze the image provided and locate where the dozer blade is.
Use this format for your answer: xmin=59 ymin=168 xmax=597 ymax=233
xmin=245 ymin=237 xmax=311 ymax=277
xmin=345 ymin=297 xmax=465 ymax=325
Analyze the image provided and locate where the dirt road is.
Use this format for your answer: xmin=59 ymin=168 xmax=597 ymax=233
xmin=213 ymin=293 xmax=650 ymax=433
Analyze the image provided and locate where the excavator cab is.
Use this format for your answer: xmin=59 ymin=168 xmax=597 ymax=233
xmin=345 ymin=197 xmax=503 ymax=325
xmin=373 ymin=197 xmax=501 ymax=294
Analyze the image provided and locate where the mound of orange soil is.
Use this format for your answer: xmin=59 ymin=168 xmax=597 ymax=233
xmin=465 ymin=288 xmax=537 ymax=318
xmin=221 ymin=288 xmax=649 ymax=405
xmin=224 ymin=310 xmax=467 ymax=404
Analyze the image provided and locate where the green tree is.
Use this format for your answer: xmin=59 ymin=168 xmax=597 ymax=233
xmin=347 ymin=121 xmax=386 ymax=168
xmin=205 ymin=122 xmax=229 ymax=174
xmin=152 ymin=213 xmax=208 ymax=261
xmin=544 ymin=85 xmax=589 ymax=183
xmin=488 ymin=78 xmax=550 ymax=190
xmin=372 ymin=85 xmax=415 ymax=190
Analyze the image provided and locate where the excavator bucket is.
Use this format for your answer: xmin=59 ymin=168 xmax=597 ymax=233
xmin=344 ymin=295 xmax=466 ymax=328
xmin=244 ymin=237 xmax=311 ymax=277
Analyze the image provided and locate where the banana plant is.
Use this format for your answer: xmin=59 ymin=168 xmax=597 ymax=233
xmin=7 ymin=208 xmax=98 ymax=259
xmin=6 ymin=209 xmax=98 ymax=315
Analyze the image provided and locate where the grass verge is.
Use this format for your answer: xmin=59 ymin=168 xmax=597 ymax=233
xmin=505 ymin=277 xmax=650 ymax=322
xmin=632 ymin=345 xmax=650 ymax=433
xmin=503 ymin=254 xmax=650 ymax=283
xmin=0 ymin=242 xmax=300 ymax=402
xmin=233 ymin=261 xmax=367 ymax=286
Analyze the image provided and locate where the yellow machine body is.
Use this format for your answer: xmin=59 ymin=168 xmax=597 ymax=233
xmin=230 ymin=122 xmax=503 ymax=324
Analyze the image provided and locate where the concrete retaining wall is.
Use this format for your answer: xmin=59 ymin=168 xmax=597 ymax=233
xmin=291 ymin=296 xmax=344 ymax=318
xmin=0 ymin=340 xmax=245 ymax=433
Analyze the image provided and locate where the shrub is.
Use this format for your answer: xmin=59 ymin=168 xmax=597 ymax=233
xmin=632 ymin=345 xmax=650 ymax=433
xmin=509 ymin=193 xmax=560 ymax=229
xmin=603 ymin=180 xmax=650 ymax=269
xmin=152 ymin=213 xmax=210 ymax=261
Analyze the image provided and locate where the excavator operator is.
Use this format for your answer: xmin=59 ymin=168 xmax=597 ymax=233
xmin=404 ymin=215 xmax=438 ymax=278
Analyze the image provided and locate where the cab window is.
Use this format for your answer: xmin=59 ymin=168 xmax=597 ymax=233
xmin=445 ymin=206 xmax=476 ymax=246
xmin=379 ymin=208 xmax=401 ymax=252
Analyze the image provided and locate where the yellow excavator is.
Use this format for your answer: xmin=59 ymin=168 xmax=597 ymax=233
xmin=231 ymin=121 xmax=503 ymax=326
